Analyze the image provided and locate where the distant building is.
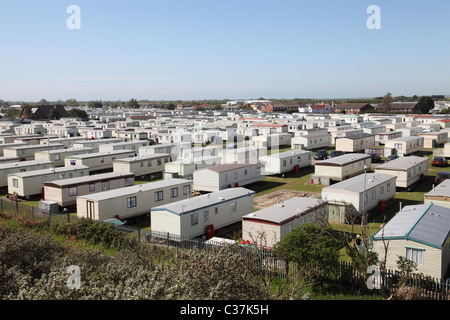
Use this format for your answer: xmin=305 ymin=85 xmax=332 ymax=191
xmin=334 ymin=103 xmax=374 ymax=114
xmin=20 ymin=105 xmax=69 ymax=120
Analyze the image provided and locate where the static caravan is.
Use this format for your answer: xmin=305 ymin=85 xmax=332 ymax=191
xmin=259 ymin=150 xmax=312 ymax=175
xmin=419 ymin=132 xmax=448 ymax=148
xmin=375 ymin=156 xmax=429 ymax=189
xmin=335 ymin=133 xmax=375 ymax=153
xmin=0 ymin=142 xmax=28 ymax=156
xmin=40 ymin=136 xmax=88 ymax=148
xmin=220 ymin=146 xmax=267 ymax=164
xmin=193 ymin=162 xmax=265 ymax=193
xmin=3 ymin=143 xmax=65 ymax=161
xmin=424 ymin=179 xmax=450 ymax=209
xmin=164 ymin=156 xmax=222 ymax=179
xmin=98 ymin=140 xmax=151 ymax=153
xmin=76 ymin=178 xmax=193 ymax=221
xmin=116 ymin=131 xmax=148 ymax=141
xmin=13 ymin=135 xmax=58 ymax=145
xmin=398 ymin=127 xmax=423 ymax=137
xmin=384 ymin=136 xmax=424 ymax=157
xmin=313 ymin=153 xmax=372 ymax=184
xmin=362 ymin=126 xmax=386 ymax=135
xmin=329 ymin=129 xmax=364 ymax=145
xmin=443 ymin=143 xmax=450 ymax=159
xmin=0 ymin=156 xmax=20 ymax=164
xmin=65 ymin=150 xmax=137 ymax=173
xmin=371 ymin=204 xmax=450 ymax=279
xmin=34 ymin=147 xmax=94 ymax=167
xmin=139 ymin=143 xmax=190 ymax=161
xmin=43 ymin=172 xmax=135 ymax=207
xmin=250 ymin=133 xmax=292 ymax=149
xmin=0 ymin=134 xmax=40 ymax=144
xmin=375 ymin=131 xmax=402 ymax=145
xmin=322 ymin=173 xmax=397 ymax=222
xmin=291 ymin=132 xmax=332 ymax=150
xmin=0 ymin=160 xmax=53 ymax=188
xmin=242 ymin=197 xmax=327 ymax=248
xmin=180 ymin=146 xmax=222 ymax=162
xmin=72 ymin=138 xmax=123 ymax=151
xmin=113 ymin=154 xmax=170 ymax=177
xmin=151 ymin=187 xmax=255 ymax=239
xmin=8 ymin=165 xmax=89 ymax=197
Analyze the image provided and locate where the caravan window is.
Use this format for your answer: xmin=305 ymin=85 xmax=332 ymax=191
xmin=127 ymin=196 xmax=137 ymax=208
xmin=125 ymin=177 xmax=134 ymax=187
xmin=155 ymin=190 xmax=164 ymax=202
xmin=69 ymin=187 xmax=77 ymax=197
xmin=171 ymin=187 xmax=178 ymax=198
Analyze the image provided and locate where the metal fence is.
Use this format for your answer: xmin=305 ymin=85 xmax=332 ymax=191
xmin=0 ymin=198 xmax=79 ymax=224
xmin=144 ymin=230 xmax=450 ymax=300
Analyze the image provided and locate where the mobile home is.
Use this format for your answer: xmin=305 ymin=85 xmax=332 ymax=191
xmin=384 ymin=136 xmax=424 ymax=157
xmin=3 ymin=143 xmax=65 ymax=161
xmin=113 ymin=154 xmax=170 ymax=177
xmin=163 ymin=156 xmax=222 ymax=180
xmin=34 ymin=147 xmax=94 ymax=167
xmin=313 ymin=153 xmax=372 ymax=184
xmin=98 ymin=140 xmax=151 ymax=153
xmin=371 ymin=204 xmax=450 ymax=279
xmin=76 ymin=178 xmax=193 ymax=221
xmin=71 ymin=138 xmax=123 ymax=151
xmin=419 ymin=132 xmax=448 ymax=148
xmin=424 ymin=179 xmax=450 ymax=209
xmin=259 ymin=149 xmax=312 ymax=175
xmin=322 ymin=173 xmax=397 ymax=222
xmin=193 ymin=162 xmax=265 ymax=193
xmin=242 ymin=197 xmax=328 ymax=248
xmin=250 ymin=133 xmax=292 ymax=149
xmin=291 ymin=132 xmax=332 ymax=150
xmin=151 ymin=187 xmax=255 ymax=239
xmin=334 ymin=133 xmax=375 ymax=153
xmin=65 ymin=150 xmax=137 ymax=173
xmin=374 ymin=156 xmax=429 ymax=189
xmin=43 ymin=172 xmax=135 ymax=207
xmin=8 ymin=165 xmax=89 ymax=197
xmin=0 ymin=160 xmax=53 ymax=188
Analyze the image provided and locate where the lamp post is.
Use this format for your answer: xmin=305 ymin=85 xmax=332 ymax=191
xmin=361 ymin=164 xmax=368 ymax=226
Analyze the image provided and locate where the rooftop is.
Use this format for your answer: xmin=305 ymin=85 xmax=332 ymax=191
xmin=242 ymin=197 xmax=324 ymax=224
xmin=373 ymin=203 xmax=450 ymax=249
xmin=152 ymin=187 xmax=255 ymax=215
xmin=375 ymin=156 xmax=428 ymax=170
xmin=322 ymin=172 xmax=396 ymax=193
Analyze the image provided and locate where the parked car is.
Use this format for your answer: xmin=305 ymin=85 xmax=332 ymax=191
xmin=432 ymin=156 xmax=447 ymax=167
xmin=328 ymin=150 xmax=344 ymax=158
xmin=369 ymin=153 xmax=381 ymax=163
xmin=314 ymin=150 xmax=329 ymax=161
xmin=435 ymin=171 xmax=450 ymax=185
xmin=386 ymin=155 xmax=399 ymax=162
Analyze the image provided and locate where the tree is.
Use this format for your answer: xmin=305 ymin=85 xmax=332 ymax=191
xmin=5 ymin=107 xmax=20 ymax=119
xmin=382 ymin=92 xmax=392 ymax=113
xmin=68 ymin=108 xmax=89 ymax=120
xmin=417 ymin=96 xmax=434 ymax=114
xmin=48 ymin=109 xmax=61 ymax=120
xmin=125 ymin=99 xmax=140 ymax=109
xmin=273 ymin=223 xmax=341 ymax=280
xmin=39 ymin=99 xmax=49 ymax=105
xmin=88 ymin=101 xmax=103 ymax=109
xmin=165 ymin=102 xmax=176 ymax=110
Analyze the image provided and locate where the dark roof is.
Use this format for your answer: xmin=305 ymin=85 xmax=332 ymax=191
xmin=336 ymin=103 xmax=373 ymax=109
xmin=22 ymin=105 xmax=69 ymax=119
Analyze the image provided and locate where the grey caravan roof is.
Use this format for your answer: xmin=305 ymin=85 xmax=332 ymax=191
xmin=373 ymin=204 xmax=450 ymax=249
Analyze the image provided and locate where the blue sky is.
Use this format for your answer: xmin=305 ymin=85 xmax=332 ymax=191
xmin=0 ymin=0 xmax=449 ymax=101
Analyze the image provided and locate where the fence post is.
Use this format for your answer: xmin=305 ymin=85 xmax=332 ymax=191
xmin=31 ymin=206 xmax=34 ymax=221
xmin=15 ymin=201 xmax=18 ymax=217
xmin=0 ymin=198 xmax=3 ymax=213
xmin=67 ymin=212 xmax=70 ymax=223
xmin=167 ymin=232 xmax=170 ymax=248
